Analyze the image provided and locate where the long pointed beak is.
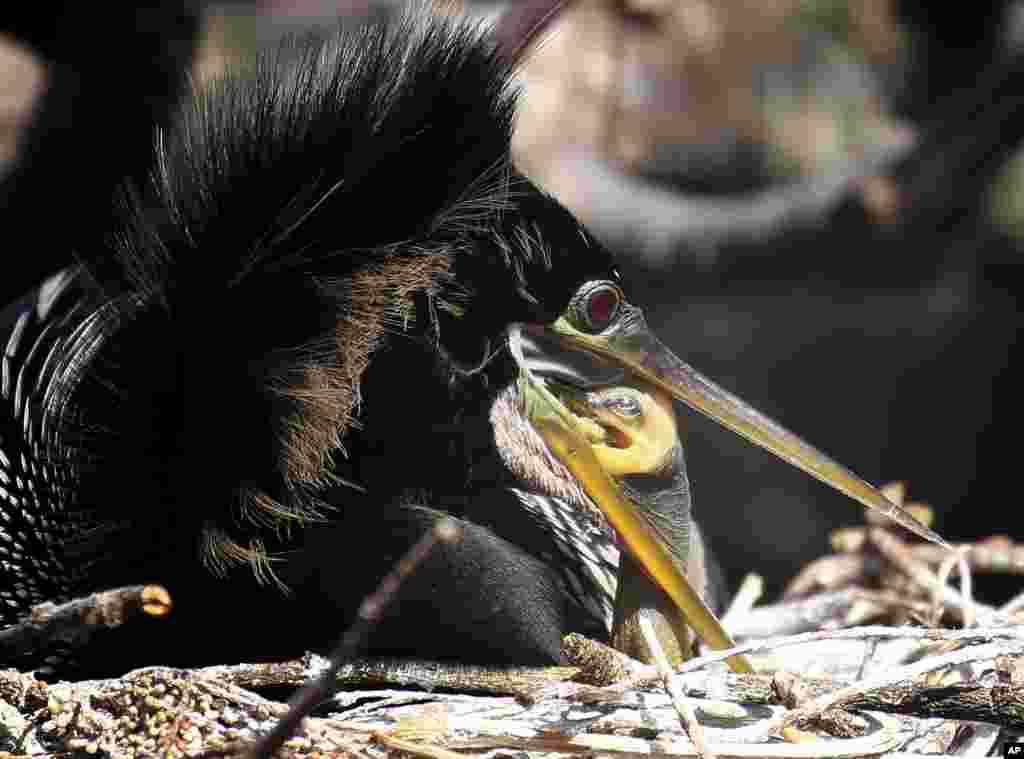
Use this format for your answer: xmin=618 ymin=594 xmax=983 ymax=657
xmin=544 ymin=312 xmax=949 ymax=550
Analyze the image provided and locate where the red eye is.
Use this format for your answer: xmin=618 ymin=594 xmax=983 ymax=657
xmin=587 ymin=288 xmax=618 ymax=325
xmin=571 ymin=281 xmax=623 ymax=333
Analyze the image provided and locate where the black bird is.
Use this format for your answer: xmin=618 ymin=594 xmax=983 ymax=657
xmin=0 ymin=5 xmax=944 ymax=678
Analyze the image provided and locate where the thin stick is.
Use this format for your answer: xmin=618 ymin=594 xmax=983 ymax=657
xmin=245 ymin=518 xmax=462 ymax=759
xmin=720 ymin=573 xmax=764 ymax=631
xmin=771 ymin=640 xmax=1024 ymax=737
xmin=637 ymin=613 xmax=715 ymax=759
xmin=0 ymin=585 xmax=171 ymax=658
xmin=675 ymin=624 xmax=1024 ymax=676
xmin=869 ymin=528 xmax=990 ymax=625
xmin=373 ymin=732 xmax=467 ymax=759
xmin=911 ymin=537 xmax=1024 ymax=574
xmin=934 ymin=548 xmax=974 ymax=627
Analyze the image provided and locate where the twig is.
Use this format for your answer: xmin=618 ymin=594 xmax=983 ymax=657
xmin=911 ymin=536 xmax=1024 ymax=575
xmin=674 ymin=666 xmax=1024 ymax=730
xmin=845 ymin=679 xmax=1024 ymax=729
xmin=242 ymin=518 xmax=462 ymax=759
xmin=676 ymin=625 xmax=1024 ymax=676
xmin=842 ymin=590 xmax=935 ymax=627
xmin=868 ymin=528 xmax=991 ymax=625
xmin=784 ymin=555 xmax=873 ymax=598
xmin=560 ymin=632 xmax=655 ymax=687
xmin=637 ymin=613 xmax=715 ymax=759
xmin=0 ymin=584 xmax=171 ymax=658
xmin=791 ymin=535 xmax=1024 ymax=594
xmin=727 ymin=588 xmax=913 ymax=640
xmin=373 ymin=732 xmax=466 ymax=759
xmin=449 ymin=714 xmax=907 ymax=757
xmin=720 ymin=573 xmax=763 ymax=631
xmin=202 ymin=654 xmax=580 ymax=697
xmin=830 ymin=525 xmax=1024 ymax=579
xmin=934 ymin=548 xmax=975 ymax=627
xmin=772 ymin=640 xmax=1024 ymax=735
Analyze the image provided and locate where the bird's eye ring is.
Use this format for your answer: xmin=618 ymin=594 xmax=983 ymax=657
xmin=570 ymin=280 xmax=623 ymax=333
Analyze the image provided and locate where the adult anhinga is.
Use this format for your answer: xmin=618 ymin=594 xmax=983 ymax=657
xmin=0 ymin=5 xmax=944 ymax=678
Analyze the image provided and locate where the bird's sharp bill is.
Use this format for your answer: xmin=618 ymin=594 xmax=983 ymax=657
xmin=542 ymin=316 xmax=950 ymax=550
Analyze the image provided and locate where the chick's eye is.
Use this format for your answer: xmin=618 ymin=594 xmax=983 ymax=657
xmin=571 ymin=281 xmax=623 ymax=333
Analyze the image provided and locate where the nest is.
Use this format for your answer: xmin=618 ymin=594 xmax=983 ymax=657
xmin=2 ymin=485 xmax=1024 ymax=758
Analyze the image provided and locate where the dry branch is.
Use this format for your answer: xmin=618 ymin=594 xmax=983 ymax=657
xmin=0 ymin=585 xmax=171 ymax=659
xmin=243 ymin=518 xmax=461 ymax=759
xmin=2 ymin=623 xmax=1021 ymax=757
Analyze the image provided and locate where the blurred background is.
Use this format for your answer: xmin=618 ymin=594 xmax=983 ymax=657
xmin=2 ymin=0 xmax=1022 ymax=602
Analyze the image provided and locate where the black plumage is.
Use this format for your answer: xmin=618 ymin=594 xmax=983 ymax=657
xmin=1 ymin=7 xmax=625 ymax=676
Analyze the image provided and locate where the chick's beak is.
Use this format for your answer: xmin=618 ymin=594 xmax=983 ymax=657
xmin=511 ymin=305 xmax=948 ymax=675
